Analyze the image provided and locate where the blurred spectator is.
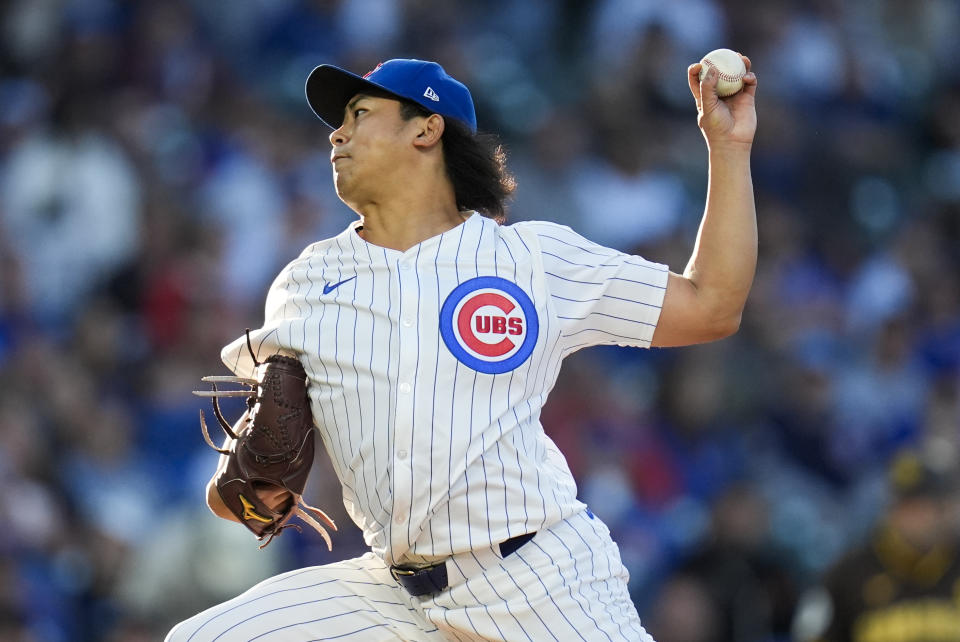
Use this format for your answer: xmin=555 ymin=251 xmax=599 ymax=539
xmin=648 ymin=573 xmax=720 ymax=642
xmin=649 ymin=484 xmax=798 ymax=642
xmin=0 ymin=104 xmax=141 ymax=325
xmin=793 ymin=449 xmax=960 ymax=642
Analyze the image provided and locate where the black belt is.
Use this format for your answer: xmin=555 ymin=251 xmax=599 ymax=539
xmin=390 ymin=531 xmax=536 ymax=597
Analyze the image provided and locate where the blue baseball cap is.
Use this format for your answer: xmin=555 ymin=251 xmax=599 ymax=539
xmin=305 ymin=58 xmax=477 ymax=133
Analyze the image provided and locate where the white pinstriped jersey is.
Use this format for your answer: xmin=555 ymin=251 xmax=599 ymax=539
xmin=221 ymin=212 xmax=668 ymax=566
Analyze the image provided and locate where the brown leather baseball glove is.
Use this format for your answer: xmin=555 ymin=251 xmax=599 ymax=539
xmin=194 ymin=333 xmax=336 ymax=549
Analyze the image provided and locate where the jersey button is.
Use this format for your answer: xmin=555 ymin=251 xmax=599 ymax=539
xmin=394 ymin=513 xmax=407 ymax=524
xmin=397 ymin=449 xmax=408 ymax=460
xmin=399 ymin=382 xmax=411 ymax=394
xmin=400 ymin=261 xmax=411 ymax=270
xmin=402 ymin=317 xmax=412 ymax=327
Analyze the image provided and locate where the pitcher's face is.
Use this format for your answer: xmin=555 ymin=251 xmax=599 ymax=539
xmin=328 ymin=94 xmax=417 ymax=209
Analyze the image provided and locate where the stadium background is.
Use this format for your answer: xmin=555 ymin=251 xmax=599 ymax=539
xmin=0 ymin=0 xmax=958 ymax=640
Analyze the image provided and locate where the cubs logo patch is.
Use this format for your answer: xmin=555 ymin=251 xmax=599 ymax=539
xmin=440 ymin=276 xmax=539 ymax=374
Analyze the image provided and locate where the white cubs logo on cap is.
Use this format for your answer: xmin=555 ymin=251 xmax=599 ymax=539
xmin=440 ymin=277 xmax=539 ymax=374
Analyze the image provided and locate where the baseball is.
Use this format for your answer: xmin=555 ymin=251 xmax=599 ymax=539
xmin=698 ymin=48 xmax=747 ymax=97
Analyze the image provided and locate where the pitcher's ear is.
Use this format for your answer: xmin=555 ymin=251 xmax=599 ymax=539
xmin=412 ymin=113 xmax=445 ymax=149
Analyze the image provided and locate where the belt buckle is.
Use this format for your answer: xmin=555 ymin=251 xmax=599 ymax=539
xmin=390 ymin=566 xmax=417 ymax=583
xmin=391 ymin=562 xmax=448 ymax=597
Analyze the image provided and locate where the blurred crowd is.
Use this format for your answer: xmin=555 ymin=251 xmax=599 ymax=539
xmin=0 ymin=0 xmax=958 ymax=640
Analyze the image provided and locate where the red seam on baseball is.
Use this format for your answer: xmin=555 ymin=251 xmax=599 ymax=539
xmin=702 ymin=57 xmax=745 ymax=83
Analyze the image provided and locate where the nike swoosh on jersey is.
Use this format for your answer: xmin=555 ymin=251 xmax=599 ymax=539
xmin=323 ymin=276 xmax=356 ymax=294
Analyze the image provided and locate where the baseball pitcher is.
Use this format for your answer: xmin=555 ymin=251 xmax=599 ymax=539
xmin=167 ymin=54 xmax=758 ymax=641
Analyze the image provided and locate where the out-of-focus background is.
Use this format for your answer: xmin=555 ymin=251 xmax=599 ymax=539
xmin=0 ymin=0 xmax=958 ymax=640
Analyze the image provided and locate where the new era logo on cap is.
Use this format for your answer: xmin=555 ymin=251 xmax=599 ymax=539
xmin=305 ymin=58 xmax=478 ymax=132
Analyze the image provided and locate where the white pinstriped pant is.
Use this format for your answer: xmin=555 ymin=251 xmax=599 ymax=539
xmin=166 ymin=509 xmax=655 ymax=641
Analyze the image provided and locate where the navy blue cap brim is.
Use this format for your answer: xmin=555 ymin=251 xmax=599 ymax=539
xmin=305 ymin=64 xmax=407 ymax=130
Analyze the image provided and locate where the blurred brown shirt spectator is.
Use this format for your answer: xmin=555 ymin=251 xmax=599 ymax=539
xmin=795 ymin=450 xmax=960 ymax=642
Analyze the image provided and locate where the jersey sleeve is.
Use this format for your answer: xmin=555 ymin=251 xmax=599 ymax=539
xmin=524 ymin=221 xmax=669 ymax=352
xmin=220 ymin=261 xmax=302 ymax=378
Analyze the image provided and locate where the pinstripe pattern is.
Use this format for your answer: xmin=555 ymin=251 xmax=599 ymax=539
xmin=219 ymin=215 xmax=667 ymax=565
xmin=185 ymin=214 xmax=667 ymax=640
xmin=167 ymin=555 xmax=444 ymax=641
xmin=167 ymin=511 xmax=654 ymax=641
